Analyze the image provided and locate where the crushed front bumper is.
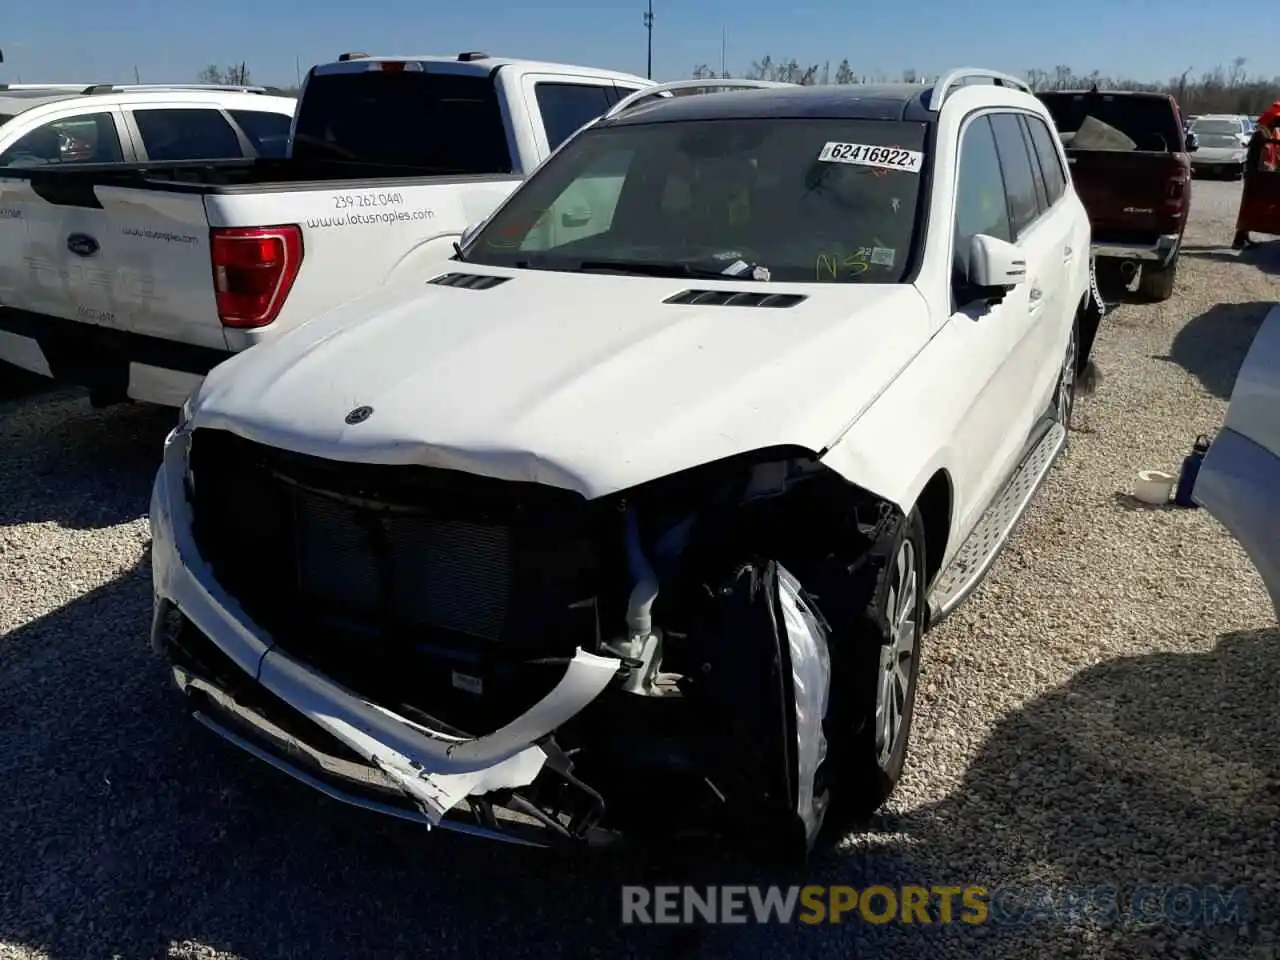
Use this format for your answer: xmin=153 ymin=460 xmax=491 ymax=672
xmin=149 ymin=430 xmax=627 ymax=848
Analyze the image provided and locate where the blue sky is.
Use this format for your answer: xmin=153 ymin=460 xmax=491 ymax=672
xmin=2 ymin=0 xmax=1268 ymax=89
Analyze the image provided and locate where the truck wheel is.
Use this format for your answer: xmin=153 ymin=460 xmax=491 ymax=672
xmin=1138 ymin=256 xmax=1178 ymax=302
xmin=823 ymin=507 xmax=927 ymax=820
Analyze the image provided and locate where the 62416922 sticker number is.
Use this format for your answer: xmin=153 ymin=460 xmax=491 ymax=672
xmin=817 ymin=142 xmax=924 ymax=173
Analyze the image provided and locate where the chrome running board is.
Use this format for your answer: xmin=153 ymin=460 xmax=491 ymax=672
xmin=927 ymin=418 xmax=1068 ymax=627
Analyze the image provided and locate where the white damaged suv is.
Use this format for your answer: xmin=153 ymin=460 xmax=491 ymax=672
xmin=151 ymin=71 xmax=1094 ymax=856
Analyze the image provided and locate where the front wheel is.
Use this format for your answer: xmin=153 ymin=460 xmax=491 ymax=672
xmin=824 ymin=507 xmax=927 ymax=819
xmin=1055 ymin=315 xmax=1080 ymax=429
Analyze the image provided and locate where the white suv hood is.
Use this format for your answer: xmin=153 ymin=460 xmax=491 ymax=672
xmin=193 ymin=266 xmax=931 ymax=499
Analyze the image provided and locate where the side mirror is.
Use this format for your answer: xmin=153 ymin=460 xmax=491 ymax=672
xmin=1185 ymin=131 xmax=1199 ymax=152
xmin=969 ymin=234 xmax=1026 ymax=293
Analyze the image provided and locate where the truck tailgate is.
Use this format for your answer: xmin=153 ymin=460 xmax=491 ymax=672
xmin=0 ymin=174 xmax=226 ymax=351
xmin=204 ymin=175 xmax=522 ymax=343
xmin=1065 ymin=150 xmax=1187 ymax=235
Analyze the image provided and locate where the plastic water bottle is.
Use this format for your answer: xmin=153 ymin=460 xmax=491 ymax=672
xmin=1174 ymin=434 xmax=1212 ymax=508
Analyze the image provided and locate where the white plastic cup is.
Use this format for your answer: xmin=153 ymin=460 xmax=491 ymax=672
xmin=1134 ymin=469 xmax=1177 ymax=505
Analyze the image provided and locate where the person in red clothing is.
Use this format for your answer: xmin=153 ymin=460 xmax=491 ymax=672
xmin=1233 ymin=101 xmax=1280 ymax=248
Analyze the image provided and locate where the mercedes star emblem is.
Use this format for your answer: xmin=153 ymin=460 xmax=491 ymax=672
xmin=345 ymin=405 xmax=373 ymax=425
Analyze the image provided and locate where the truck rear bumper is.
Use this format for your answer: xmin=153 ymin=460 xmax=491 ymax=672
xmin=1091 ymin=233 xmax=1181 ymax=266
xmin=0 ymin=308 xmax=231 ymax=407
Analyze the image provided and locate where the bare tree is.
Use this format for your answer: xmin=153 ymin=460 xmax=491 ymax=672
xmin=195 ymin=63 xmax=254 ymax=86
xmin=693 ymin=54 xmax=1280 ymax=116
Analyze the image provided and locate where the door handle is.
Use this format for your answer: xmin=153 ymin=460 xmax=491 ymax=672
xmin=1029 ymin=287 xmax=1044 ymax=307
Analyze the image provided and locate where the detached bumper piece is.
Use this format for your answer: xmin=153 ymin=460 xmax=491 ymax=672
xmin=161 ymin=613 xmax=622 ymax=849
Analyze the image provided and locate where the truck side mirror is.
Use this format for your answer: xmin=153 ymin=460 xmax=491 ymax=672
xmin=1185 ymin=132 xmax=1199 ymax=152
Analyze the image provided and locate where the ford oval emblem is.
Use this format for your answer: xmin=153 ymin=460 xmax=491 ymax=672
xmin=345 ymin=405 xmax=373 ymax=425
xmin=66 ymin=233 xmax=99 ymax=258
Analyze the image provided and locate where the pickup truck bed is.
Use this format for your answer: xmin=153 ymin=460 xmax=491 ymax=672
xmin=0 ymin=53 xmax=654 ymax=406
xmin=0 ymin=158 xmax=520 ymax=405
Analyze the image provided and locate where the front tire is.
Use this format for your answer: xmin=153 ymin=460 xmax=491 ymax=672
xmin=824 ymin=507 xmax=927 ymax=819
xmin=1055 ymin=315 xmax=1080 ymax=429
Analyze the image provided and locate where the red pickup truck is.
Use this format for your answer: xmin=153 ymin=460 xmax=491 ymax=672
xmin=1037 ymin=89 xmax=1194 ymax=302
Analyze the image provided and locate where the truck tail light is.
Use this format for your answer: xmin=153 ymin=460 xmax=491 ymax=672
xmin=1164 ymin=160 xmax=1189 ymax=208
xmin=210 ymin=225 xmax=303 ymax=329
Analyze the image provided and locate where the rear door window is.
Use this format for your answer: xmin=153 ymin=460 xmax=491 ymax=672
xmin=0 ymin=112 xmax=124 ymax=166
xmin=534 ymin=82 xmax=615 ymax=151
xmin=989 ymin=112 xmax=1041 ymax=235
xmin=133 ymin=108 xmax=244 ymax=160
xmin=1024 ymin=114 xmax=1067 ymax=205
xmin=1017 ymin=116 xmax=1051 ymax=213
xmin=229 ymin=109 xmax=292 ymax=158
xmin=293 ymin=70 xmax=512 ymax=172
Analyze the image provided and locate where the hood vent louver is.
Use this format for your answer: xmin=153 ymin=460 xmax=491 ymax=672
xmin=663 ymin=289 xmax=807 ymax=308
xmin=428 ymin=272 xmax=511 ymax=290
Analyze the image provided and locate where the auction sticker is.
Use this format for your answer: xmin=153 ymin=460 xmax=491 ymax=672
xmin=817 ymin=142 xmax=924 ymax=173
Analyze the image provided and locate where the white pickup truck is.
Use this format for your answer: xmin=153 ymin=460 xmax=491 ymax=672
xmin=0 ymin=52 xmax=652 ymax=406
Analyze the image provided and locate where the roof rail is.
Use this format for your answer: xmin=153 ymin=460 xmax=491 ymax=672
xmin=80 ymin=83 xmax=267 ymax=95
xmin=0 ymin=83 xmax=92 ymax=92
xmin=604 ymin=78 xmax=796 ymax=121
xmin=926 ymin=68 xmax=1031 ymax=111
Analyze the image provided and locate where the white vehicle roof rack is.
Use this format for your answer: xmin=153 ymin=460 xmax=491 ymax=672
xmin=80 ymin=83 xmax=268 ymax=95
xmin=604 ymin=78 xmax=796 ymax=121
xmin=926 ymin=68 xmax=1031 ymax=111
xmin=0 ymin=83 xmax=92 ymax=92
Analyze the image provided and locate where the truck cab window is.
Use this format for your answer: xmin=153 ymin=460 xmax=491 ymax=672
xmin=229 ymin=109 xmax=292 ymax=158
xmin=292 ymin=71 xmax=512 ymax=173
xmin=0 ymin=113 xmax=124 ymax=166
xmin=134 ymin=108 xmax=243 ymax=161
xmin=534 ymin=83 xmax=615 ymax=151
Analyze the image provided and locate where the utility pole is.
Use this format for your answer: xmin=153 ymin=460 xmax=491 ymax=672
xmin=134 ymin=65 xmax=141 ymax=83
xmin=643 ymin=0 xmax=654 ymax=79
xmin=720 ymin=26 xmax=726 ymax=78
xmin=295 ymin=56 xmax=302 ymax=88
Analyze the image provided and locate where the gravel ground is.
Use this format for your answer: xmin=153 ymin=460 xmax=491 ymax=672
xmin=1 ymin=179 xmax=1278 ymax=960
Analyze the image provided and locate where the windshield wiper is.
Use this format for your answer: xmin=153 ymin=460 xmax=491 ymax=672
xmin=516 ymin=258 xmax=761 ymax=280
